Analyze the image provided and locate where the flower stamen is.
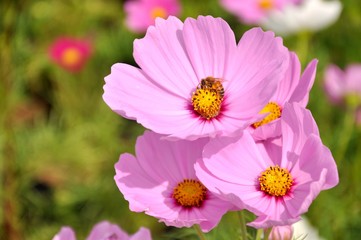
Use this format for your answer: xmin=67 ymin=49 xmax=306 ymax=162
xmin=252 ymin=102 xmax=282 ymax=128
xmin=259 ymin=165 xmax=293 ymax=197
xmin=172 ymin=179 xmax=207 ymax=208
xmin=61 ymin=47 xmax=81 ymax=66
xmin=151 ymin=7 xmax=167 ymax=19
xmin=258 ymin=0 xmax=274 ymax=10
xmin=191 ymin=77 xmax=224 ymax=120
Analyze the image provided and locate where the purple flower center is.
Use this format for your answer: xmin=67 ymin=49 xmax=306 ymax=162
xmin=172 ymin=179 xmax=207 ymax=208
xmin=259 ymin=165 xmax=293 ymax=197
xmin=191 ymin=77 xmax=224 ymax=120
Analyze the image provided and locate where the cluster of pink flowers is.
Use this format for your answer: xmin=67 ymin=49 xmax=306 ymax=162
xmin=103 ymin=15 xmax=338 ymax=237
xmin=53 ymin=221 xmax=152 ymax=240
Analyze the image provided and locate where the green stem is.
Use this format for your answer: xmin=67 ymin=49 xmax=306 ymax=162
xmin=296 ymin=31 xmax=311 ymax=66
xmin=255 ymin=229 xmax=262 ymax=240
xmin=194 ymin=225 xmax=207 ymax=240
xmin=263 ymin=228 xmax=272 ymax=240
xmin=334 ymin=107 xmax=356 ymax=163
xmin=238 ymin=211 xmax=248 ymax=240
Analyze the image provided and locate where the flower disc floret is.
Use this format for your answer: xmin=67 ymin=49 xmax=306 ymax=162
xmin=259 ymin=0 xmax=274 ymax=10
xmin=253 ymin=102 xmax=282 ymax=128
xmin=259 ymin=165 xmax=293 ymax=197
xmin=173 ymin=179 xmax=207 ymax=207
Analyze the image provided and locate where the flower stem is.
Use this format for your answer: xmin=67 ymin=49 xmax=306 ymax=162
xmin=263 ymin=228 xmax=272 ymax=240
xmin=238 ymin=211 xmax=248 ymax=240
xmin=334 ymin=106 xmax=355 ymax=163
xmin=255 ymin=229 xmax=262 ymax=240
xmin=194 ymin=225 xmax=207 ymax=240
xmin=296 ymin=31 xmax=311 ymax=66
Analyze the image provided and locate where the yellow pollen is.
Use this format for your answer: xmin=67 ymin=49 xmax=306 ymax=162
xmin=61 ymin=47 xmax=81 ymax=66
xmin=151 ymin=7 xmax=167 ymax=19
xmin=259 ymin=165 xmax=293 ymax=197
xmin=252 ymin=102 xmax=282 ymax=128
xmin=258 ymin=0 xmax=274 ymax=10
xmin=191 ymin=77 xmax=224 ymax=120
xmin=172 ymin=179 xmax=207 ymax=208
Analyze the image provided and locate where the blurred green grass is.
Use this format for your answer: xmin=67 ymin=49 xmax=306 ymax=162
xmin=1 ymin=0 xmax=361 ymax=239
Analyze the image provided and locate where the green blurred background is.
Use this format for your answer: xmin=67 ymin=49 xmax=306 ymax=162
xmin=1 ymin=0 xmax=361 ymax=239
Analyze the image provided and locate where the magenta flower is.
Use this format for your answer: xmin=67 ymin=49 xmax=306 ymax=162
xmin=195 ymin=103 xmax=338 ymax=228
xmin=49 ymin=37 xmax=92 ymax=72
xmin=219 ymin=0 xmax=300 ymax=24
xmin=324 ymin=63 xmax=361 ymax=104
xmin=103 ymin=16 xmax=289 ymax=140
xmin=124 ymin=0 xmax=181 ymax=33
xmin=114 ymin=131 xmax=234 ymax=232
xmin=52 ymin=221 xmax=151 ymax=240
xmin=251 ymin=52 xmax=317 ymax=140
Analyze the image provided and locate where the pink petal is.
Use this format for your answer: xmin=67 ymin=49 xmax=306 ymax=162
xmin=182 ymin=16 xmax=237 ymax=80
xmin=86 ymin=221 xmax=128 ymax=240
xmin=130 ymin=227 xmax=152 ymax=240
xmin=103 ymin=63 xmax=197 ymax=136
xmin=273 ymin=52 xmax=302 ymax=104
xmin=289 ymin=59 xmax=318 ymax=107
xmin=133 ymin=16 xmax=198 ymax=97
xmin=281 ymin=103 xmax=319 ymax=162
xmin=323 ymin=64 xmax=345 ymax=103
xmin=225 ymin=28 xmax=289 ymax=120
xmin=52 ymin=227 xmax=76 ymax=240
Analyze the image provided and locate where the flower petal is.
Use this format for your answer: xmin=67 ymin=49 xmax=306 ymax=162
xmin=289 ymin=58 xmax=318 ymax=107
xmin=133 ymin=16 xmax=198 ymax=97
xmin=182 ymin=16 xmax=237 ymax=80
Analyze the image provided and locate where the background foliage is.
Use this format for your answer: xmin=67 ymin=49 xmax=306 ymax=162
xmin=0 ymin=0 xmax=361 ymax=239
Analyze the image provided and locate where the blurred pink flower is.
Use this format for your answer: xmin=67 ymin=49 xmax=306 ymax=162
xmin=103 ymin=16 xmax=289 ymax=140
xmin=52 ymin=221 xmax=151 ymax=240
xmin=49 ymin=37 xmax=92 ymax=72
xmin=195 ymin=103 xmax=339 ymax=228
xmin=219 ymin=0 xmax=300 ymax=24
xmin=270 ymin=225 xmax=293 ymax=240
xmin=124 ymin=0 xmax=181 ymax=33
xmin=324 ymin=64 xmax=361 ymax=104
xmin=251 ymin=52 xmax=317 ymax=140
xmin=114 ymin=131 xmax=234 ymax=232
xmin=53 ymin=227 xmax=76 ymax=240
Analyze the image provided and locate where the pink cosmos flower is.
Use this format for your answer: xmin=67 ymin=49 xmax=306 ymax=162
xmin=219 ymin=0 xmax=300 ymax=24
xmin=195 ymin=103 xmax=338 ymax=228
xmin=103 ymin=16 xmax=289 ymax=140
xmin=324 ymin=64 xmax=361 ymax=104
xmin=49 ymin=37 xmax=92 ymax=72
xmin=52 ymin=221 xmax=151 ymax=240
xmin=124 ymin=0 xmax=181 ymax=33
xmin=251 ymin=52 xmax=317 ymax=140
xmin=114 ymin=131 xmax=234 ymax=232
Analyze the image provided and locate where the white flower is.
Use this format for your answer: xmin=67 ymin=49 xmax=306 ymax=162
xmin=261 ymin=0 xmax=342 ymax=35
xmin=292 ymin=217 xmax=325 ymax=240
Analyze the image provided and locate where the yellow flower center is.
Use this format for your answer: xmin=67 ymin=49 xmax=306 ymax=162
xmin=258 ymin=0 xmax=274 ymax=10
xmin=191 ymin=77 xmax=224 ymax=120
xmin=151 ymin=7 xmax=167 ymax=19
xmin=172 ymin=179 xmax=207 ymax=208
xmin=61 ymin=47 xmax=81 ymax=66
xmin=252 ymin=102 xmax=282 ymax=128
xmin=259 ymin=165 xmax=293 ymax=197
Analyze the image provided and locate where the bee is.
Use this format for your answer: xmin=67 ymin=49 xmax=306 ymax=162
xmin=198 ymin=77 xmax=225 ymax=98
